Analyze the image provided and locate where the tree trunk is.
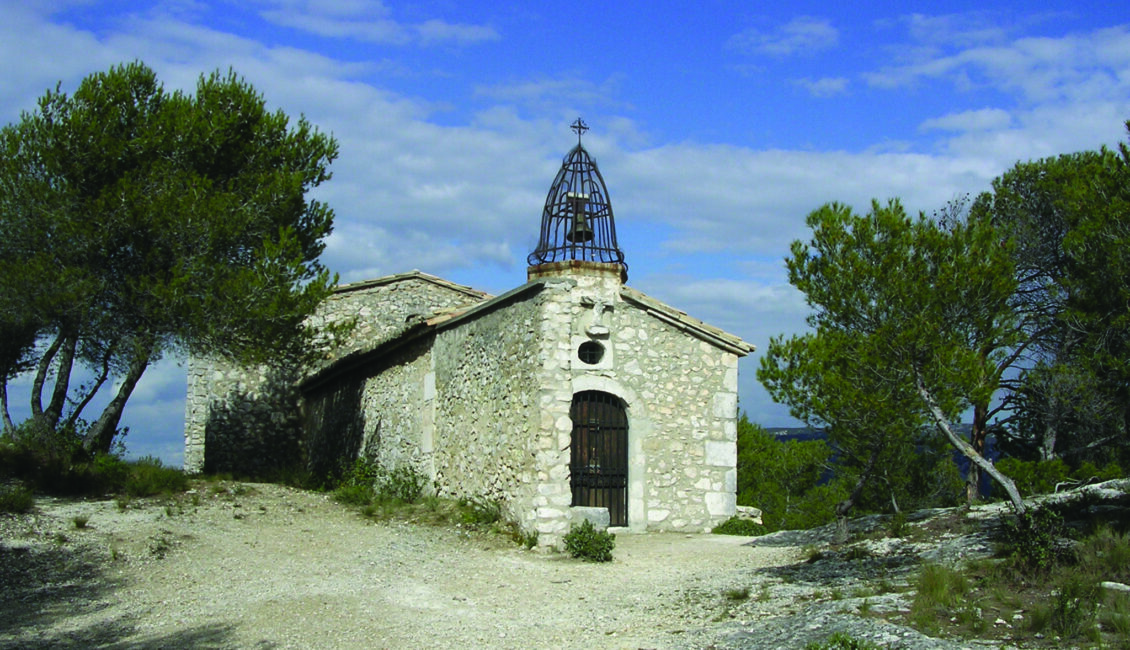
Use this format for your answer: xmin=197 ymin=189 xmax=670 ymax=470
xmin=63 ymin=344 xmax=115 ymax=431
xmin=966 ymin=403 xmax=988 ymax=504
xmin=44 ymin=332 xmax=78 ymax=429
xmin=916 ymin=375 xmax=1026 ymax=515
xmin=31 ymin=332 xmax=65 ymax=423
xmin=85 ymin=343 xmax=152 ymax=455
xmin=834 ymin=444 xmax=883 ymax=519
xmin=1 ymin=381 xmax=14 ymax=436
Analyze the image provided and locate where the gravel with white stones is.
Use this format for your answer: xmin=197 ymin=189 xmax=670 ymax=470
xmin=1 ymin=481 xmax=1017 ymax=649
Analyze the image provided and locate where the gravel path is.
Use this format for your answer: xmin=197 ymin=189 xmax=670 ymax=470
xmin=1 ymin=483 xmax=803 ymax=649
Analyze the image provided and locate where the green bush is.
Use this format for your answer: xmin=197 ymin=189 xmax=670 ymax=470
xmin=996 ymin=457 xmax=1071 ymax=495
xmin=887 ymin=511 xmax=909 ymax=537
xmin=736 ymin=416 xmax=838 ymax=532
xmin=121 ymin=456 xmax=189 ymax=496
xmin=996 ymin=457 xmax=1123 ymax=497
xmin=563 ymin=519 xmax=615 ymax=562
xmin=331 ymin=458 xmax=428 ymax=506
xmin=1028 ymin=575 xmax=1101 ymax=639
xmin=804 ymin=633 xmax=881 ymax=650
xmin=998 ymin=504 xmax=1069 ymax=572
xmin=380 ymin=465 xmax=427 ymax=504
xmin=712 ymin=516 xmax=767 ymax=536
xmin=0 ymin=483 xmax=35 ymax=513
xmin=332 ymin=483 xmax=374 ymax=506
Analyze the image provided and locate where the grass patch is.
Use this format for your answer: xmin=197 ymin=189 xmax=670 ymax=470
xmin=722 ymin=586 xmax=750 ymax=602
xmin=901 ymin=490 xmax=1130 ymax=648
xmin=804 ymin=632 xmax=882 ymax=650
xmin=326 ymin=458 xmax=537 ymax=548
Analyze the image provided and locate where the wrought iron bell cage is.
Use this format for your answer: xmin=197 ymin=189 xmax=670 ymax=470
xmin=527 ymin=122 xmax=627 ymax=271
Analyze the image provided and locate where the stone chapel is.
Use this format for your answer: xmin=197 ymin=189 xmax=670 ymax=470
xmin=184 ymin=121 xmax=755 ymax=548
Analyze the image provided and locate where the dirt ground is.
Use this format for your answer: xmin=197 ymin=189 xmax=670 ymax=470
xmin=0 ymin=482 xmax=802 ymax=649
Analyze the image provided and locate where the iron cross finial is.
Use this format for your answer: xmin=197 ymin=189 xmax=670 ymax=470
xmin=571 ymin=117 xmax=589 ymax=144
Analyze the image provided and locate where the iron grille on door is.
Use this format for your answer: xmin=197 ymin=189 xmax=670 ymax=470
xmin=570 ymin=391 xmax=628 ymax=526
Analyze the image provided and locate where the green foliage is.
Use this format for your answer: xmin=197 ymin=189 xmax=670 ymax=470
xmin=977 ymin=137 xmax=1130 ymax=466
xmin=120 ymin=456 xmax=189 ymax=497
xmin=1077 ymin=527 xmax=1130 ymax=583
xmin=735 ymin=415 xmax=846 ymax=530
xmin=711 ymin=516 xmax=767 ymax=536
xmin=1031 ymin=575 xmax=1100 ymax=639
xmin=907 ymin=498 xmax=1130 ymax=646
xmin=332 ymin=483 xmax=374 ymax=506
xmin=0 ymin=483 xmax=34 ymax=513
xmin=998 ymin=504 xmax=1069 ymax=572
xmin=887 ymin=511 xmax=909 ymax=538
xmin=803 ymin=633 xmax=881 ymax=650
xmin=457 ymin=497 xmax=502 ymax=526
xmin=563 ymin=519 xmax=615 ymax=562
xmin=995 ymin=457 xmax=1125 ymax=497
xmin=0 ymin=61 xmax=338 ymax=452
xmin=380 ymin=465 xmax=428 ymax=504
xmin=722 ymin=586 xmax=750 ymax=601
xmin=0 ymin=421 xmax=187 ymax=497
xmin=330 ymin=458 xmax=429 ymax=507
xmin=995 ymin=457 xmax=1071 ymax=496
xmin=759 ymin=198 xmax=1026 ymax=511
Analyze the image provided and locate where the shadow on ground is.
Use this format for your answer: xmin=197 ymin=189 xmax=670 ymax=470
xmin=0 ymin=541 xmax=241 ymax=649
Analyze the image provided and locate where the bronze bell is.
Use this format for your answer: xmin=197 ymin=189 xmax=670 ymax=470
xmin=565 ymin=191 xmax=594 ymax=243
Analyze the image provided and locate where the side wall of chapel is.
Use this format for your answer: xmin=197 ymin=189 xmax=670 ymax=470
xmin=184 ymin=275 xmax=484 ymax=475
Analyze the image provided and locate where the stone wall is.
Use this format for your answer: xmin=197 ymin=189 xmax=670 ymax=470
xmin=184 ymin=272 xmax=487 ymax=474
xmin=529 ymin=264 xmax=742 ymax=544
xmin=430 ymin=288 xmax=545 ymax=534
xmin=305 ymin=273 xmax=487 ymax=370
xmin=355 ymin=338 xmax=434 ymax=475
xmin=184 ymin=357 xmax=303 ymax=476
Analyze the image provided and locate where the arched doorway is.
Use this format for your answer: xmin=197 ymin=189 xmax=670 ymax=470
xmin=570 ymin=390 xmax=628 ymax=526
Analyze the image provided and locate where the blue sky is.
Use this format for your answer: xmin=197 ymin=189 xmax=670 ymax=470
xmin=2 ymin=1 xmax=1129 ymax=465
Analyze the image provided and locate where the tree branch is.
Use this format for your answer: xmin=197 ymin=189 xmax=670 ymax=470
xmin=915 ymin=372 xmax=1026 ymax=515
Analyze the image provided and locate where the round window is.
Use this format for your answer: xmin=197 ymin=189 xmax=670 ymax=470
xmin=577 ymin=341 xmax=605 ymax=365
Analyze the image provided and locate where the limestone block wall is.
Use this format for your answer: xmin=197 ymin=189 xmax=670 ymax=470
xmin=306 ymin=273 xmax=487 ymax=370
xmin=430 ymin=290 xmax=544 ymax=535
xmin=184 ymin=272 xmax=485 ymax=474
xmin=531 ymin=266 xmax=741 ymax=543
xmin=607 ymin=314 xmax=739 ymax=532
xmin=355 ymin=339 xmax=433 ymax=476
xmin=184 ymin=356 xmax=303 ymax=475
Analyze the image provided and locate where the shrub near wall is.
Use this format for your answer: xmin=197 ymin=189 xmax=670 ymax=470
xmin=563 ymin=519 xmax=615 ymax=562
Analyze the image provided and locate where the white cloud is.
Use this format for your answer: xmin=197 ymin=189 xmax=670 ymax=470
xmin=729 ymin=16 xmax=839 ymax=57
xmin=920 ymin=107 xmax=1012 ymax=132
xmin=254 ymin=0 xmax=498 ymax=46
xmin=864 ymin=23 xmax=1130 ymax=104
xmin=794 ymin=76 xmax=849 ymax=97
xmin=474 ymin=76 xmax=629 ymax=115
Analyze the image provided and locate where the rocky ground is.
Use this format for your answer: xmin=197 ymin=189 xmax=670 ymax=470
xmin=0 ymin=481 xmax=1047 ymax=649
